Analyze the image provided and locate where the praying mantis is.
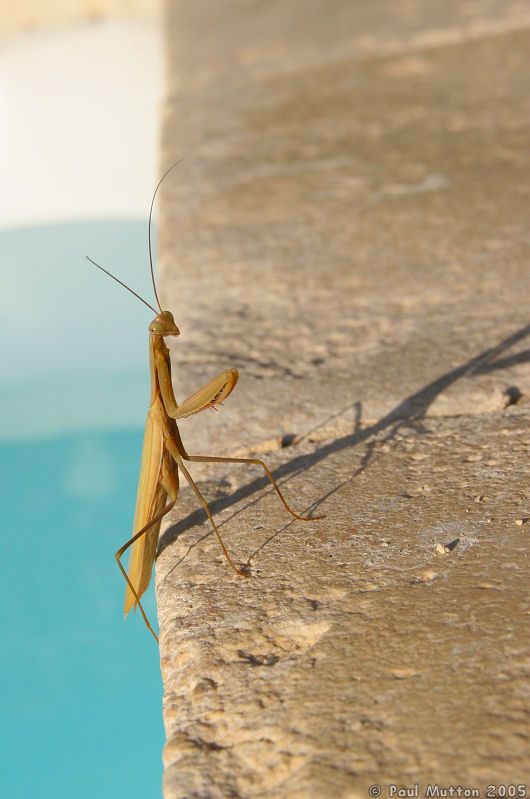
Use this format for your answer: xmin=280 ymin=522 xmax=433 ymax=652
xmin=87 ymin=163 xmax=318 ymax=642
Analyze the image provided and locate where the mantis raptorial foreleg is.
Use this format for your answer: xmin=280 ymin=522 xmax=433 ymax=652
xmin=178 ymin=461 xmax=247 ymax=577
xmin=185 ymin=454 xmax=319 ymax=521
xmin=115 ymin=464 xmax=178 ymax=642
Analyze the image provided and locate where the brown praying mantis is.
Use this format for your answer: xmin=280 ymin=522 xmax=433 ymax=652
xmin=87 ymin=163 xmax=319 ymax=643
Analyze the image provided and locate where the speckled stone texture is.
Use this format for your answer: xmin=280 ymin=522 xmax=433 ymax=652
xmin=156 ymin=1 xmax=530 ymax=796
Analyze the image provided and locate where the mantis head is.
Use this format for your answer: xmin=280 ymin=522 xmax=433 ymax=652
xmin=149 ymin=310 xmax=180 ymax=337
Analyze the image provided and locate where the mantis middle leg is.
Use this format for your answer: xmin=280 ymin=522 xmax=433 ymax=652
xmin=185 ymin=454 xmax=319 ymax=521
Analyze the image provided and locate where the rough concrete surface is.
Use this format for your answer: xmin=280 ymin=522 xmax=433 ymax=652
xmin=156 ymin=1 xmax=530 ymax=796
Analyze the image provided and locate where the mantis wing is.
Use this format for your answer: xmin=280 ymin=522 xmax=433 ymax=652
xmin=124 ymin=410 xmax=165 ymax=615
xmin=175 ymin=368 xmax=238 ymax=419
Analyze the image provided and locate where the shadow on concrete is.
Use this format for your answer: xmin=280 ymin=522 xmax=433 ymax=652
xmin=157 ymin=322 xmax=530 ymax=566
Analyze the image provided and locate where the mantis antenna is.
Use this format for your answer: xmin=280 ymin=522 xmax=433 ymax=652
xmin=147 ymin=159 xmax=183 ymax=313
xmin=85 ymin=256 xmax=159 ymax=315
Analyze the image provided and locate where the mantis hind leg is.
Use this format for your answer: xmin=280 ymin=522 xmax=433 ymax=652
xmin=185 ymin=454 xmax=322 ymax=522
xmin=178 ymin=461 xmax=248 ymax=577
xmin=115 ymin=466 xmax=178 ymax=643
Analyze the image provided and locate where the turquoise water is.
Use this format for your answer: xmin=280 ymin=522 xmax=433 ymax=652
xmin=0 ymin=222 xmax=165 ymax=798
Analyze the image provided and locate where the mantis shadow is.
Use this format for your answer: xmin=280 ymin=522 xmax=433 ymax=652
xmin=157 ymin=322 xmax=530 ymax=565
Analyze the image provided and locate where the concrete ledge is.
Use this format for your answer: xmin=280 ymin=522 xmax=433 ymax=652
xmin=156 ymin=1 xmax=530 ymax=795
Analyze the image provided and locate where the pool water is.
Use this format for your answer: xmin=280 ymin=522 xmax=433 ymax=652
xmin=0 ymin=221 xmax=165 ymax=798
